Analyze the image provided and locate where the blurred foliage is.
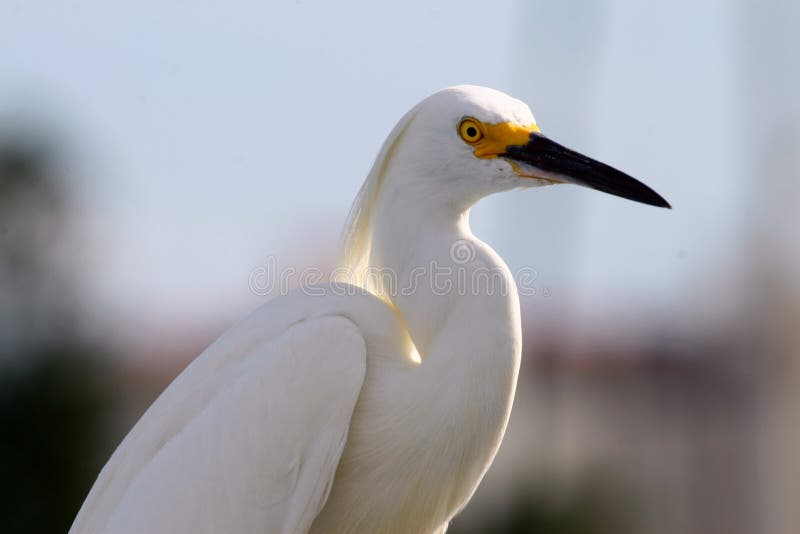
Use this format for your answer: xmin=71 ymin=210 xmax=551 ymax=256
xmin=450 ymin=477 xmax=626 ymax=534
xmin=0 ymin=346 xmax=111 ymax=533
xmin=0 ymin=130 xmax=114 ymax=533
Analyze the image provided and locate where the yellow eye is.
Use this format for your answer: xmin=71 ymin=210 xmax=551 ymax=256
xmin=458 ymin=118 xmax=484 ymax=144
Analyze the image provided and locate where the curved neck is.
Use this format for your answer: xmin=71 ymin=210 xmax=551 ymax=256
xmin=367 ymin=174 xmax=521 ymax=366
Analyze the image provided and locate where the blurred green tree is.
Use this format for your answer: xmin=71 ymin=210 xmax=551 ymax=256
xmin=0 ymin=132 xmax=113 ymax=533
xmin=449 ymin=477 xmax=625 ymax=534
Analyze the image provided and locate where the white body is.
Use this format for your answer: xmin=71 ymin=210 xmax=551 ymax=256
xmin=72 ymin=86 xmax=534 ymax=533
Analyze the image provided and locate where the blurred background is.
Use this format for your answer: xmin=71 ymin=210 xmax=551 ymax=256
xmin=1 ymin=1 xmax=798 ymax=532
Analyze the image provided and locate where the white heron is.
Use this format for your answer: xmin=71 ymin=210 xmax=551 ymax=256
xmin=71 ymin=85 xmax=669 ymax=534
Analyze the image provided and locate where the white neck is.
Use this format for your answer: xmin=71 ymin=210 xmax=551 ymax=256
xmin=363 ymin=169 xmax=523 ymax=521
xmin=368 ymin=170 xmax=522 ymax=374
xmin=331 ymin=161 xmax=524 ymax=529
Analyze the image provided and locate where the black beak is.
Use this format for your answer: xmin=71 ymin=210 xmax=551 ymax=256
xmin=502 ymin=132 xmax=671 ymax=208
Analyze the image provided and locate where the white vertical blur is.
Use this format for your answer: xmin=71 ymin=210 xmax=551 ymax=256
xmin=737 ymin=2 xmax=800 ymax=534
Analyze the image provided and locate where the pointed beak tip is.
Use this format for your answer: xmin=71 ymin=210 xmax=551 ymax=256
xmin=650 ymin=194 xmax=671 ymax=210
xmin=642 ymin=195 xmax=671 ymax=209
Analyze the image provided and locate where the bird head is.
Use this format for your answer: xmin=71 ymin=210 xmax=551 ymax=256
xmin=388 ymin=85 xmax=670 ymax=208
xmin=342 ymin=85 xmax=669 ymax=281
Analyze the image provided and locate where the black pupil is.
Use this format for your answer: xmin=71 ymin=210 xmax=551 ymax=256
xmin=466 ymin=126 xmax=477 ymax=138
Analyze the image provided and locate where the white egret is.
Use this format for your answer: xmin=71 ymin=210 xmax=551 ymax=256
xmin=71 ymin=85 xmax=669 ymax=534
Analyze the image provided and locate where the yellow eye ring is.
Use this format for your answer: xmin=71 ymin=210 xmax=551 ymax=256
xmin=458 ymin=118 xmax=484 ymax=144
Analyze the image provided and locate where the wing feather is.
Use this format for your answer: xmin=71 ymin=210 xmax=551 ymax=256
xmin=71 ymin=314 xmax=366 ymax=534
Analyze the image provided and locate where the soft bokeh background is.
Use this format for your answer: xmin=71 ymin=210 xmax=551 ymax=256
xmin=1 ymin=1 xmax=798 ymax=533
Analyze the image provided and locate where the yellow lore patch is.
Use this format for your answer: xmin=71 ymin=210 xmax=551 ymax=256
xmin=457 ymin=118 xmax=540 ymax=159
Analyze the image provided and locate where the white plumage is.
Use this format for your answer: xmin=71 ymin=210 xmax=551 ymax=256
xmin=72 ymin=85 xmax=668 ymax=534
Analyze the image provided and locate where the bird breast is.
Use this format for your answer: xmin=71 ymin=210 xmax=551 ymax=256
xmin=310 ymin=292 xmax=521 ymax=533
